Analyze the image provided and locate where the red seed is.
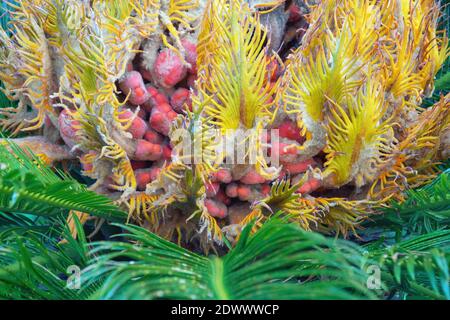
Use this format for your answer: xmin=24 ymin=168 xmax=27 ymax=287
xmin=149 ymin=112 xmax=165 ymax=129
xmin=168 ymin=110 xmax=178 ymax=121
xmin=135 ymin=169 xmax=153 ymax=191
xmin=215 ymin=189 xmax=231 ymax=206
xmin=153 ymin=49 xmax=187 ymax=88
xmin=134 ymin=86 xmax=146 ymax=98
xmin=297 ymin=178 xmax=321 ymax=194
xmin=162 ymin=144 xmax=172 ymax=161
xmin=149 ymin=103 xmax=177 ymax=136
xmin=237 ymin=184 xmax=252 ymax=201
xmin=120 ymin=71 xmax=142 ymax=89
xmin=155 ymin=93 xmax=170 ymax=106
xmin=150 ymin=167 xmax=161 ymax=180
xmin=134 ymin=139 xmax=163 ymax=161
xmin=240 ymin=170 xmax=267 ymax=185
xmin=118 ymin=109 xmax=133 ymax=120
xmin=277 ymin=119 xmax=304 ymax=143
xmin=149 ymin=112 xmax=170 ymax=136
xmin=134 ymin=166 xmax=162 ymax=191
xmin=119 ymin=71 xmax=150 ymax=105
xmin=146 ymin=85 xmax=159 ymax=97
xmin=171 ymin=88 xmax=192 ymax=113
xmin=212 ymin=168 xmax=233 ymax=184
xmin=205 ymin=182 xmax=220 ymax=197
xmin=119 ymin=109 xmax=148 ymax=139
xmin=130 ymin=118 xmax=148 ymax=139
xmin=158 ymin=103 xmax=172 ymax=113
xmin=282 ymin=159 xmax=316 ymax=175
xmin=225 ymin=183 xmax=239 ymax=198
xmin=204 ymin=198 xmax=228 ymax=219
xmin=281 ymin=143 xmax=298 ymax=156
xmin=270 ymin=142 xmax=298 ymax=162
xmin=143 ymin=86 xmax=170 ymax=112
xmin=144 ymin=129 xmax=164 ymax=144
xmin=151 ymin=143 xmax=163 ymax=154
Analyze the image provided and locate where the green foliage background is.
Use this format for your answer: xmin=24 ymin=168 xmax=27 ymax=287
xmin=0 ymin=1 xmax=449 ymax=300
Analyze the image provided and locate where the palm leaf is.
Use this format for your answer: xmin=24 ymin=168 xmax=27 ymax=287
xmin=1 ymin=215 xmax=448 ymax=300
xmin=0 ymin=210 xmax=57 ymax=236
xmin=82 ymin=216 xmax=378 ymax=300
xmin=0 ymin=216 xmax=98 ymax=299
xmin=366 ymin=170 xmax=450 ymax=236
xmin=0 ymin=138 xmax=127 ymax=221
xmin=365 ymin=230 xmax=450 ymax=300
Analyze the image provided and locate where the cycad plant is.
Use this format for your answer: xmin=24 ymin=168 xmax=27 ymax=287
xmin=0 ymin=0 xmax=449 ymax=300
xmin=0 ymin=135 xmax=449 ymax=299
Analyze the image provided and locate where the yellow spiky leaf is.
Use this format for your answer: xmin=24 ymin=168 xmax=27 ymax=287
xmin=196 ymin=0 xmax=275 ymax=131
xmin=323 ymin=79 xmax=393 ymax=188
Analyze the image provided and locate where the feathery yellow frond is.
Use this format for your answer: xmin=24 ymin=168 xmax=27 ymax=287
xmin=323 ymin=79 xmax=393 ymax=188
xmin=197 ymin=0 xmax=275 ymax=131
xmin=256 ymin=179 xmax=318 ymax=229
xmin=0 ymin=11 xmax=55 ymax=132
xmin=280 ymin=0 xmax=381 ymax=160
xmin=168 ymin=0 xmax=200 ymax=28
xmin=94 ymin=0 xmax=159 ymax=76
xmin=369 ymin=94 xmax=450 ymax=201
xmin=314 ymin=197 xmax=370 ymax=237
xmin=126 ymin=193 xmax=161 ymax=224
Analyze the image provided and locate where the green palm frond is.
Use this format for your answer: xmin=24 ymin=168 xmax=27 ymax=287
xmin=0 ymin=216 xmax=99 ymax=299
xmin=366 ymin=170 xmax=450 ymax=236
xmin=82 ymin=216 xmax=378 ymax=300
xmin=358 ymin=170 xmax=450 ymax=300
xmin=0 ymin=211 xmax=57 ymax=235
xmin=1 ymin=215 xmax=449 ymax=300
xmin=435 ymin=71 xmax=450 ymax=93
xmin=0 ymin=139 xmax=127 ymax=221
xmin=365 ymin=230 xmax=450 ymax=300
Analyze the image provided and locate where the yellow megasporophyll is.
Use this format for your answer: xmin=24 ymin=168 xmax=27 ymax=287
xmin=0 ymin=0 xmax=449 ymax=249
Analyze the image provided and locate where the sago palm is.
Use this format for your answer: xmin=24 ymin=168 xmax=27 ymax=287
xmin=0 ymin=0 xmax=449 ymax=300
